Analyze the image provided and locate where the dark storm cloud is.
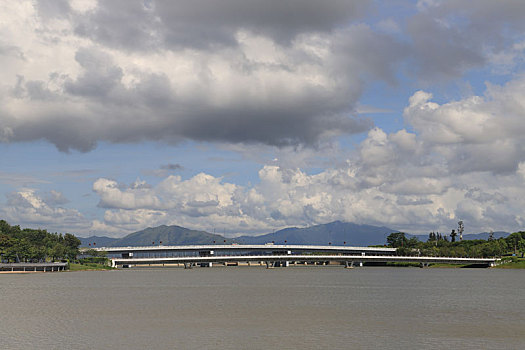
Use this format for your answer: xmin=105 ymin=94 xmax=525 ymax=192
xmin=407 ymin=0 xmax=525 ymax=80
xmin=160 ymin=163 xmax=184 ymax=171
xmin=74 ymin=0 xmax=371 ymax=51
xmin=5 ymin=0 xmax=524 ymax=153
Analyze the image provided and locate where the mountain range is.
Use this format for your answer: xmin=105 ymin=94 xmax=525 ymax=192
xmin=80 ymin=221 xmax=510 ymax=248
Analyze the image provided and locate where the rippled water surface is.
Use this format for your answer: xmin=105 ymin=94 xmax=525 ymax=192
xmin=1 ymin=267 xmax=524 ymax=349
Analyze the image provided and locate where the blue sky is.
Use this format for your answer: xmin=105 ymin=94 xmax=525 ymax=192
xmin=1 ymin=0 xmax=525 ymax=237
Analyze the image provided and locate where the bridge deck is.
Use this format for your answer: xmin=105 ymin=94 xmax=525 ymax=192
xmin=0 ymin=262 xmax=68 ymax=272
xmin=111 ymin=254 xmax=498 ymax=267
xmin=92 ymin=244 xmax=396 ymax=254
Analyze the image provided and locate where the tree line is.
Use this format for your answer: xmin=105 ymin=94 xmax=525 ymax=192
xmin=0 ymin=220 xmax=81 ymax=263
xmin=386 ymin=231 xmax=525 ymax=258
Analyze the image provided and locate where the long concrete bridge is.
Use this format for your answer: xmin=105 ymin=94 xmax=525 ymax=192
xmin=91 ymin=244 xmax=500 ymax=269
xmin=93 ymin=244 xmax=397 ymax=257
xmin=109 ymin=254 xmax=499 ymax=269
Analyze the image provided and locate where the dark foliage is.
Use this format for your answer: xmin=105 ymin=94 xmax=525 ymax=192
xmin=0 ymin=220 xmax=81 ymax=262
xmin=386 ymin=231 xmax=525 ymax=258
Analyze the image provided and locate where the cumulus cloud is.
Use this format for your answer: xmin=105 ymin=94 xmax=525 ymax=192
xmin=404 ymin=75 xmax=525 ymax=174
xmin=0 ymin=0 xmax=394 ymax=152
xmin=2 ymin=189 xmax=88 ymax=232
xmin=409 ymin=0 xmax=525 ymax=80
xmin=2 ymin=1 xmax=524 ymax=152
xmin=74 ymin=0 xmax=371 ymax=50
xmin=3 ymin=1 xmax=525 ymax=237
xmin=86 ymin=71 xmax=525 ymax=236
xmin=90 ymin=160 xmax=525 ymax=236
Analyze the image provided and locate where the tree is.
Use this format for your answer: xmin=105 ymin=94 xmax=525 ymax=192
xmin=450 ymin=229 xmax=457 ymax=242
xmin=63 ymin=233 xmax=81 ymax=260
xmin=387 ymin=232 xmax=408 ymax=248
xmin=0 ymin=220 xmax=83 ymax=262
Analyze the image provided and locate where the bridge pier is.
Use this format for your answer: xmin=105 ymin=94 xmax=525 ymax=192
xmin=345 ymin=261 xmax=354 ymax=269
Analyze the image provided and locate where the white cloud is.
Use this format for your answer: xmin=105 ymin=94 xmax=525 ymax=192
xmin=86 ymin=72 xmax=525 ymax=236
xmin=1 ymin=1 xmax=399 ymax=152
xmin=404 ymin=75 xmax=525 ymax=174
xmin=2 ymin=189 xmax=88 ymax=232
xmin=3 ymin=1 xmax=525 ymax=238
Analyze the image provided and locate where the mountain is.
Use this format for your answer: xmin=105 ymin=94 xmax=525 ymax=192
xmin=79 ymin=221 xmax=511 ymax=248
xmin=101 ymin=225 xmax=234 ymax=247
xmin=80 ymin=236 xmax=119 ymax=248
xmin=237 ymin=221 xmax=395 ymax=246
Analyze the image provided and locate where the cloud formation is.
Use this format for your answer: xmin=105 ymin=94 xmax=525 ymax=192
xmin=2 ymin=1 xmax=525 ymax=237
xmin=3 ymin=189 xmax=88 ymax=232
xmin=81 ymin=70 xmax=525 ymax=236
xmin=0 ymin=0 xmax=390 ymax=152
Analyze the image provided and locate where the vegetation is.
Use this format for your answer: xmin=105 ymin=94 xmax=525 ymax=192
xmin=494 ymin=257 xmax=525 ymax=269
xmin=0 ymin=220 xmax=81 ymax=263
xmin=77 ymin=248 xmax=110 ymax=266
xmin=69 ymin=262 xmax=113 ymax=271
xmin=386 ymin=231 xmax=525 ymax=258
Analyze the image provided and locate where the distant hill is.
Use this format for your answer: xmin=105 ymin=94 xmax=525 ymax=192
xmin=85 ymin=225 xmax=235 ymax=247
xmin=237 ymin=221 xmax=395 ymax=246
xmin=79 ymin=222 xmax=511 ymax=248
xmin=80 ymin=236 xmax=119 ymax=248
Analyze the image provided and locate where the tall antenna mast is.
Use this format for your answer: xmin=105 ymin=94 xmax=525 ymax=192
xmin=458 ymin=221 xmax=464 ymax=241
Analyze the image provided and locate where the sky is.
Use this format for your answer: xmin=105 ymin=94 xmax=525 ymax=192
xmin=1 ymin=0 xmax=525 ymax=238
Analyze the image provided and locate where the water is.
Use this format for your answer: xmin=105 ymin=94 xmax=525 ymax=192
xmin=1 ymin=267 xmax=524 ymax=349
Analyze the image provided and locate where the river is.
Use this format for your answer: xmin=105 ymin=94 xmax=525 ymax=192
xmin=1 ymin=266 xmax=524 ymax=349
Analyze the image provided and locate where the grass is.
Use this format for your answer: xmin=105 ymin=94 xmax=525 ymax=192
xmin=68 ymin=262 xmax=114 ymax=271
xmin=428 ymin=263 xmax=468 ymax=268
xmin=494 ymin=257 xmax=525 ymax=269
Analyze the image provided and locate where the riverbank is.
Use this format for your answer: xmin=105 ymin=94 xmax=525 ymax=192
xmin=69 ymin=263 xmax=114 ymax=271
xmin=494 ymin=257 xmax=525 ymax=268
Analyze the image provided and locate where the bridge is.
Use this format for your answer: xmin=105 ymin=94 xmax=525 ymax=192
xmin=90 ymin=244 xmax=500 ymax=269
xmin=92 ymin=244 xmax=397 ymax=257
xmin=0 ymin=262 xmax=68 ymax=272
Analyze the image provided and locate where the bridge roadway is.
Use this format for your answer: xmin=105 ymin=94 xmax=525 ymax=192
xmin=0 ymin=262 xmax=68 ymax=272
xmin=109 ymin=253 xmax=500 ymax=268
xmin=93 ymin=244 xmax=397 ymax=256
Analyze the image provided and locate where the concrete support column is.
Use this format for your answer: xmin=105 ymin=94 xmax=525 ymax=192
xmin=345 ymin=261 xmax=354 ymax=269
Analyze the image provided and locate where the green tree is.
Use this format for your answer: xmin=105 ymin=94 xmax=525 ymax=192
xmin=387 ymin=232 xmax=408 ymax=248
xmin=450 ymin=229 xmax=457 ymax=242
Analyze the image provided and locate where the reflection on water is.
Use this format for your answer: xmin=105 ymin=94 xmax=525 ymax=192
xmin=1 ymin=267 xmax=524 ymax=349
